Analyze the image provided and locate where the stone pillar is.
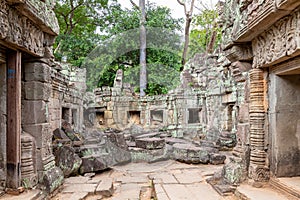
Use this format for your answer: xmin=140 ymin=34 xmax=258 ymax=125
xmin=248 ymin=68 xmax=269 ymax=182
xmin=6 ymin=50 xmax=21 ymax=189
xmin=22 ymin=61 xmax=63 ymax=193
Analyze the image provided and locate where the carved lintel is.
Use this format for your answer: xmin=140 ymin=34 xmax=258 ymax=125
xmin=234 ymin=0 xmax=291 ymax=42
xmin=7 ymin=0 xmax=59 ymax=35
xmin=253 ymin=7 xmax=300 ymax=68
xmin=0 ymin=6 xmax=45 ymax=57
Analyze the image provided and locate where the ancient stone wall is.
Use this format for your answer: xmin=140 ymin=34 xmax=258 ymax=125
xmin=220 ymin=0 xmax=300 ymax=186
xmin=0 ymin=0 xmax=68 ymax=193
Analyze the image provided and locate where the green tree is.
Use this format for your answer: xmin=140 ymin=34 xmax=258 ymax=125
xmin=54 ymin=0 xmax=120 ymax=66
xmin=85 ymin=3 xmax=183 ymax=94
xmin=188 ymin=8 xmax=221 ymax=58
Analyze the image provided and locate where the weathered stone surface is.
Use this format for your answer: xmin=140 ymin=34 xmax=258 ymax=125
xmin=217 ymin=131 xmax=237 ymax=149
xmin=80 ymin=156 xmax=107 ymax=174
xmin=95 ymin=178 xmax=114 ymax=197
xmin=223 ymin=159 xmax=247 ymax=185
xmin=42 ymin=166 xmax=64 ymax=194
xmin=135 ymin=132 xmax=160 ymax=139
xmin=24 ymin=81 xmax=51 ymax=101
xmin=172 ymin=143 xmax=210 ymax=164
xmin=23 ymin=123 xmax=50 ymax=149
xmin=24 ymin=63 xmax=51 ymax=83
xmin=53 ymin=128 xmax=69 ymax=140
xmin=210 ymin=154 xmax=226 ymax=165
xmin=105 ymin=131 xmax=128 ymax=150
xmin=61 ymin=120 xmax=81 ymax=141
xmin=54 ymin=146 xmax=82 ymax=177
xmin=130 ymin=147 xmax=167 ymax=163
xmin=135 ymin=138 xmax=165 ymax=150
xmin=21 ymin=133 xmax=38 ymax=189
xmin=22 ymin=101 xmax=48 ymax=124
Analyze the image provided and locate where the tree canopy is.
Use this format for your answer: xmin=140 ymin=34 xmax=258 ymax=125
xmin=54 ymin=0 xmax=221 ymax=94
xmin=81 ymin=2 xmax=183 ymax=93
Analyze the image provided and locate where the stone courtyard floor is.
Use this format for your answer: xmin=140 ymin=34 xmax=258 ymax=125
xmin=2 ymin=160 xmax=299 ymax=200
xmin=52 ymin=160 xmax=235 ymax=200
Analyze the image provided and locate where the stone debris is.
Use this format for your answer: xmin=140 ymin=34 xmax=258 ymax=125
xmin=54 ymin=146 xmax=82 ymax=177
xmin=135 ymin=137 xmax=165 ymax=150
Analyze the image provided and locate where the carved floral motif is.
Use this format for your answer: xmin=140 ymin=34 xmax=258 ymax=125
xmin=253 ymin=7 xmax=300 ymax=67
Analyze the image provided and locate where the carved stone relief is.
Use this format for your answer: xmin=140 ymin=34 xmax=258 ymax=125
xmin=3 ymin=8 xmax=45 ymax=56
xmin=253 ymin=7 xmax=300 ymax=68
xmin=21 ymin=132 xmax=38 ymax=188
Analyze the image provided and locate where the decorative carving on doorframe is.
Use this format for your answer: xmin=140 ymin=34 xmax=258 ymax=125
xmin=253 ymin=7 xmax=300 ymax=68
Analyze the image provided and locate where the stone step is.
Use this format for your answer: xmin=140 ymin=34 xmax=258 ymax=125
xmin=270 ymin=177 xmax=300 ymax=199
xmin=235 ymin=183 xmax=298 ymax=200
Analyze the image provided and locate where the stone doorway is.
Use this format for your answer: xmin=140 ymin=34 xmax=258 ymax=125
xmin=269 ymin=71 xmax=300 ymax=177
xmin=150 ymin=110 xmax=163 ymax=126
xmin=128 ymin=111 xmax=141 ymax=125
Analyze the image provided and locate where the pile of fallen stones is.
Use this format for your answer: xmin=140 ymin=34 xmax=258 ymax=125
xmin=52 ymin=123 xmax=228 ymax=178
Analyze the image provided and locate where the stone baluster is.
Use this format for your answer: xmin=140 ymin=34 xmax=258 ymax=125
xmin=248 ymin=68 xmax=269 ymax=182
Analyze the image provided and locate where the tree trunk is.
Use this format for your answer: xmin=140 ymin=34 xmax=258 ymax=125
xmin=181 ymin=15 xmax=192 ymax=68
xmin=177 ymin=0 xmax=195 ymax=70
xmin=139 ymin=0 xmax=147 ymax=97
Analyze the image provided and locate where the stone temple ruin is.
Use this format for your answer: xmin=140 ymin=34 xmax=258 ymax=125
xmin=1 ymin=0 xmax=300 ymax=199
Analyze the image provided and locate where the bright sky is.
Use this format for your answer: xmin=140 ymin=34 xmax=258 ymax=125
xmin=119 ymin=0 xmax=219 ymax=19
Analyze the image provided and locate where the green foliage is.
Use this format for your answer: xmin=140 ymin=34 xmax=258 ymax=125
xmin=54 ymin=0 xmax=120 ymax=66
xmin=85 ymin=3 xmax=183 ymax=94
xmin=55 ymin=1 xmax=183 ymax=95
xmin=189 ymin=8 xmax=221 ymax=57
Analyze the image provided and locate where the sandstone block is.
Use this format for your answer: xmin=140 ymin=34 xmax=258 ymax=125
xmin=22 ymin=101 xmax=48 ymax=124
xmin=80 ymin=156 xmax=108 ymax=174
xmin=25 ymin=81 xmax=51 ymax=101
xmin=24 ymin=63 xmax=51 ymax=83
xmin=238 ymin=103 xmax=249 ymax=123
xmin=23 ymin=123 xmax=50 ymax=148
xmin=210 ymin=153 xmax=226 ymax=165
xmin=54 ymin=146 xmax=82 ymax=177
xmin=95 ymin=178 xmax=114 ymax=197
xmin=135 ymin=138 xmax=165 ymax=150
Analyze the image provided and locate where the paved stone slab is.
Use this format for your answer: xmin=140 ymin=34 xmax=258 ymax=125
xmin=62 ymin=184 xmax=97 ymax=194
xmin=187 ymin=183 xmax=224 ymax=200
xmin=154 ymin=183 xmax=170 ymax=200
xmin=64 ymin=176 xmax=91 ymax=184
xmin=52 ymin=192 xmax=89 ymax=200
xmin=116 ymin=175 xmax=149 ymax=184
xmin=110 ymin=183 xmax=143 ymax=200
xmin=162 ymin=184 xmax=193 ymax=200
xmin=68 ymin=192 xmax=90 ymax=200
xmin=95 ymin=178 xmax=114 ymax=197
xmin=278 ymin=177 xmax=300 ymax=192
xmin=150 ymin=173 xmax=178 ymax=184
xmin=173 ymin=171 xmax=204 ymax=184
